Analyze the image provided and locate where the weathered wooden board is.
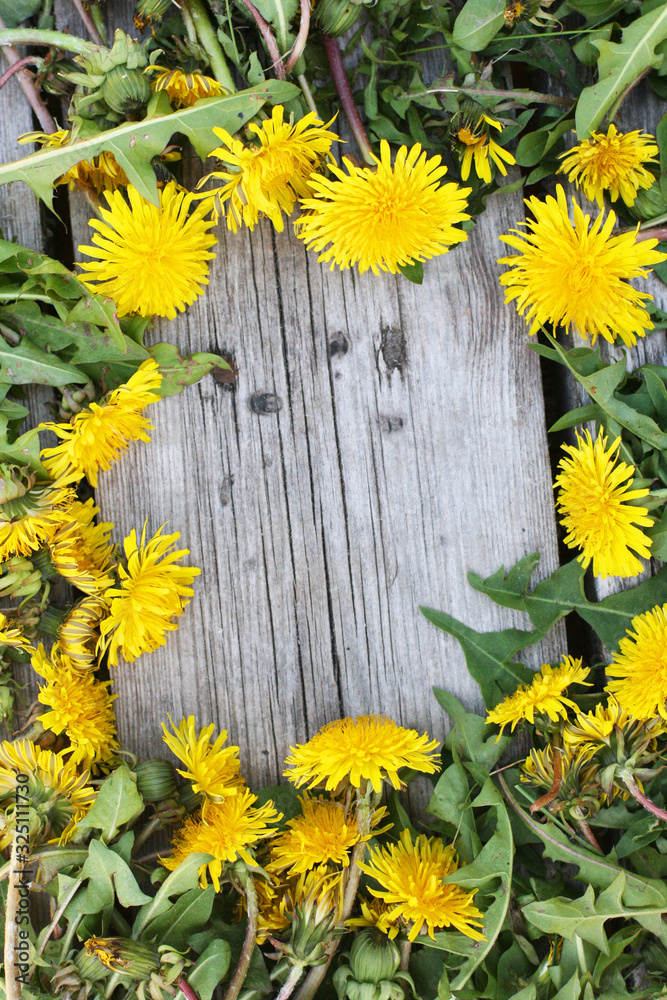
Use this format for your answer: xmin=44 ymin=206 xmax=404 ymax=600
xmin=19 ymin=5 xmax=565 ymax=787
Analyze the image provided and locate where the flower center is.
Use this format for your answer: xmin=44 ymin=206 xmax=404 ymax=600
xmin=569 ymin=254 xmax=597 ymax=295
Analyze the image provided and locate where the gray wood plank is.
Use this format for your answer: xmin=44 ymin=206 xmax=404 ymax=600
xmin=88 ymin=198 xmax=564 ymax=786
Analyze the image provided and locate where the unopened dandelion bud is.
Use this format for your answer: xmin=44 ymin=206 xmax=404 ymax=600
xmin=177 ymin=780 xmax=202 ymax=813
xmin=349 ymin=930 xmax=401 ymax=985
xmin=135 ymin=0 xmax=173 ymax=22
xmin=103 ymin=65 xmax=152 ymax=115
xmin=643 ymin=939 xmax=667 ymax=973
xmin=0 ymin=683 xmax=14 ymax=725
xmin=75 ymin=948 xmax=110 ymax=983
xmin=314 ymin=0 xmax=367 ymax=36
xmin=627 ymin=177 xmax=667 ymax=220
xmin=85 ymin=938 xmax=160 ymax=980
xmin=134 ymin=759 xmax=178 ymax=802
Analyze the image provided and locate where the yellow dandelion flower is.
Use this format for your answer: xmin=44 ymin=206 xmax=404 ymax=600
xmin=455 ymin=114 xmax=516 ymax=184
xmin=0 ymin=612 xmax=32 ymax=652
xmin=0 ymin=739 xmax=96 ymax=846
xmin=497 ymin=184 xmax=666 ymax=346
xmin=268 ymin=796 xmax=384 ymax=875
xmin=19 ymin=129 xmax=129 ymax=193
xmin=348 ymin=897 xmax=400 ymax=938
xmin=485 ymin=655 xmax=590 ymax=736
xmin=41 ymin=360 xmax=163 ymax=488
xmin=606 ymin=604 xmax=667 ymax=720
xmin=162 ymin=791 xmax=282 ymax=890
xmin=47 ymin=499 xmax=116 ymax=594
xmin=146 ymin=65 xmax=224 ymax=108
xmin=296 ymin=140 xmax=471 ymax=275
xmin=200 ymin=104 xmax=338 ymax=233
xmin=557 ymin=124 xmax=658 ymax=208
xmin=98 ymin=522 xmax=200 ymax=666
xmin=358 ymin=829 xmax=485 ymax=942
xmin=554 ymin=428 xmax=652 ymax=579
xmin=58 ymin=595 xmax=109 ymax=673
xmin=34 ymin=646 xmax=119 ymax=769
xmin=255 ymin=879 xmax=291 ymax=943
xmin=0 ymin=469 xmax=75 ymax=562
xmin=284 ymin=715 xmax=440 ymax=794
xmin=161 ymin=715 xmax=244 ymax=803
xmin=77 ymin=181 xmax=218 ymax=319
xmin=562 ymin=696 xmax=633 ymax=758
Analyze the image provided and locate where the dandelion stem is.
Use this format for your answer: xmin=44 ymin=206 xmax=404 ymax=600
xmin=0 ymin=28 xmax=99 ymax=57
xmin=414 ymin=85 xmax=572 ymax=107
xmin=633 ymin=225 xmax=667 ymax=243
xmin=4 ymin=837 xmax=21 ymax=1000
xmin=177 ymin=976 xmax=201 ymax=1000
xmin=0 ymin=17 xmax=56 ymax=134
xmin=223 ymin=871 xmax=259 ymax=1000
xmin=284 ymin=0 xmax=310 ymax=74
xmin=68 ymin=0 xmax=105 ymax=45
xmin=0 ymin=56 xmax=43 ymax=92
xmin=132 ymin=815 xmax=165 ymax=853
xmin=624 ymin=776 xmax=667 ymax=822
xmin=236 ymin=0 xmax=285 ymax=79
xmin=37 ymin=878 xmax=83 ymax=957
xmin=181 ymin=0 xmax=236 ymax=92
xmin=297 ymin=73 xmax=319 ymax=116
xmin=529 ymin=746 xmax=563 ymax=814
xmin=275 ymin=966 xmax=305 ymax=1000
xmin=322 ymin=35 xmax=374 ymax=165
xmin=399 ymin=940 xmax=412 ymax=972
xmin=576 ymin=819 xmax=602 ymax=853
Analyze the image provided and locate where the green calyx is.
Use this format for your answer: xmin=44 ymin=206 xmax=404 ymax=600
xmin=102 ymin=65 xmax=152 ymax=115
xmin=84 ymin=937 xmax=160 ymax=981
xmin=134 ymin=758 xmax=178 ymax=802
xmin=314 ymin=0 xmax=367 ymax=37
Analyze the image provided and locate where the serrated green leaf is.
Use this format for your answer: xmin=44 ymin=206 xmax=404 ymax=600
xmin=452 ymin=0 xmax=505 ymax=51
xmin=80 ymin=839 xmax=151 ymax=930
xmin=549 ymin=404 xmax=603 ymax=432
xmin=141 ymin=886 xmax=215 ymax=948
xmin=1 ymin=81 xmax=300 ymax=208
xmin=188 ymin=940 xmax=232 ymax=1000
xmin=0 ymin=336 xmax=89 ymax=387
xmin=420 ymin=605 xmax=537 ymax=707
xmin=74 ymin=765 xmax=144 ymax=842
xmin=575 ymin=2 xmax=667 ymax=137
xmin=427 ymin=761 xmax=481 ymax=862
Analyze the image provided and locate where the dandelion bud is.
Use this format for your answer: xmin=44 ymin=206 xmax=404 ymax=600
xmin=349 ymin=930 xmax=401 ymax=985
xmin=75 ymin=948 xmax=110 ymax=982
xmin=103 ymin=65 xmax=152 ymax=115
xmin=134 ymin=759 xmax=178 ymax=802
xmin=84 ymin=938 xmax=160 ymax=980
xmin=135 ymin=0 xmax=173 ymax=23
xmin=0 ymin=682 xmax=14 ymax=725
xmin=626 ymin=177 xmax=666 ymax=221
xmin=314 ymin=0 xmax=368 ymax=36
xmin=643 ymin=939 xmax=667 ymax=974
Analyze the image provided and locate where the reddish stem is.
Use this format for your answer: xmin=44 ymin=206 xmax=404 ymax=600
xmin=236 ymin=0 xmax=285 ymax=79
xmin=634 ymin=225 xmax=667 ymax=243
xmin=0 ymin=55 xmax=42 ymax=92
xmin=177 ymin=977 xmax=200 ymax=1000
xmin=321 ymin=35 xmax=374 ymax=164
xmin=284 ymin=0 xmax=310 ymax=74
xmin=529 ymin=747 xmax=563 ymax=814
xmin=625 ymin=777 xmax=667 ymax=822
xmin=68 ymin=0 xmax=104 ymax=45
xmin=0 ymin=15 xmax=56 ymax=134
xmin=576 ymin=819 xmax=602 ymax=852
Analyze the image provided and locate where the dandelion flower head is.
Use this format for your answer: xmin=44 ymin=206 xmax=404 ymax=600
xmin=202 ymin=104 xmax=338 ymax=233
xmin=557 ymin=124 xmax=658 ymax=208
xmin=358 ymin=829 xmax=485 ymax=942
xmin=284 ymin=715 xmax=440 ymax=793
xmin=34 ymin=646 xmax=119 ymax=769
xmin=78 ymin=181 xmax=218 ymax=319
xmin=161 ymin=714 xmax=244 ymax=803
xmin=296 ymin=140 xmax=471 ymax=275
xmin=606 ymin=604 xmax=667 ymax=720
xmin=268 ymin=796 xmax=383 ymax=875
xmin=486 ymin=655 xmax=590 ymax=736
xmin=498 ymin=185 xmax=666 ymax=346
xmin=146 ymin=66 xmax=224 ymax=108
xmin=554 ymin=428 xmax=652 ymax=579
xmin=57 ymin=595 xmax=110 ymax=674
xmin=0 ymin=739 xmax=96 ymax=846
xmin=453 ymin=113 xmax=516 ymax=184
xmin=98 ymin=522 xmax=200 ymax=666
xmin=41 ymin=360 xmax=163 ymax=488
xmin=47 ymin=498 xmax=116 ymax=593
xmin=162 ymin=790 xmax=282 ymax=890
xmin=0 ymin=469 xmax=74 ymax=562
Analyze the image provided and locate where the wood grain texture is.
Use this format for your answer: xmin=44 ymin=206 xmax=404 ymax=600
xmin=91 ymin=198 xmax=564 ymax=786
xmin=26 ymin=4 xmax=564 ymax=783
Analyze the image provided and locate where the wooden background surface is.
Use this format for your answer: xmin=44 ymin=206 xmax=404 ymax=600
xmin=6 ymin=2 xmax=667 ymax=789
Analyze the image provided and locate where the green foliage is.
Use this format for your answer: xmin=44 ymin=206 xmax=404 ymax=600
xmin=452 ymin=0 xmax=506 ymax=52
xmin=75 ymin=765 xmax=144 ymax=841
xmin=0 ymin=81 xmax=298 ymax=209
